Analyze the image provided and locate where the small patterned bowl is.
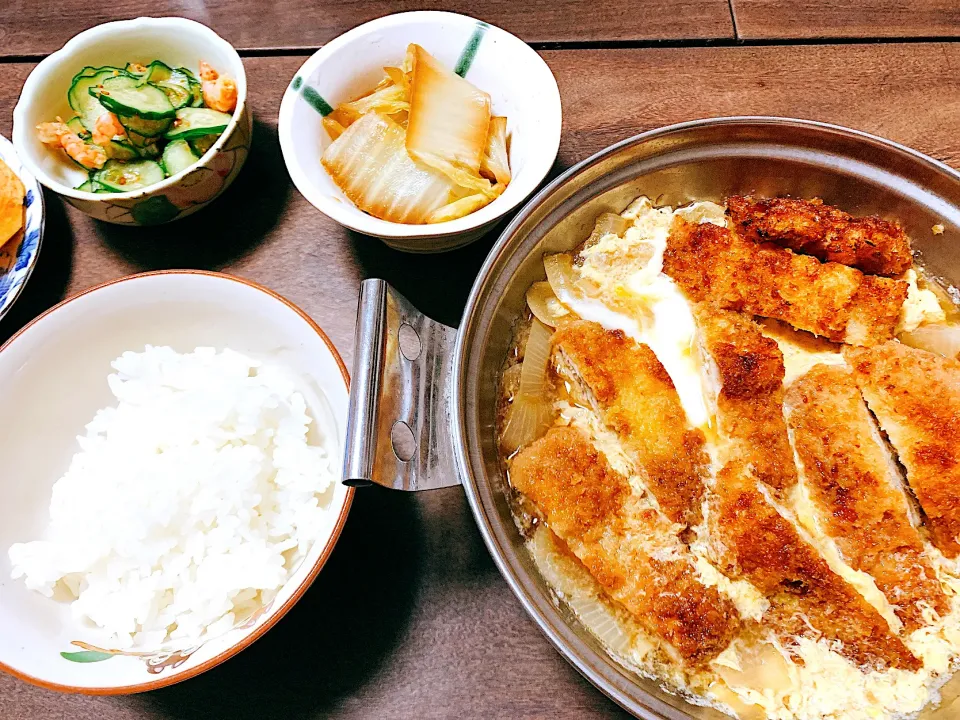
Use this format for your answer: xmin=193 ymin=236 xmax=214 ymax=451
xmin=0 ymin=271 xmax=353 ymax=693
xmin=278 ymin=11 xmax=562 ymax=253
xmin=0 ymin=134 xmax=43 ymax=323
xmin=12 ymin=17 xmax=251 ymax=225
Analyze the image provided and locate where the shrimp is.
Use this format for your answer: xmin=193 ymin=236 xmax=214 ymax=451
xmin=36 ymin=121 xmax=107 ymax=170
xmin=199 ymin=60 xmax=238 ymax=113
xmin=91 ymin=112 xmax=126 ymax=146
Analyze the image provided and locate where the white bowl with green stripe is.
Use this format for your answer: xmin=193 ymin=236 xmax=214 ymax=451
xmin=278 ymin=11 xmax=562 ymax=253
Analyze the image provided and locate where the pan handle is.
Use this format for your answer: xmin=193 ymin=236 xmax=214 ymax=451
xmin=342 ymin=279 xmax=462 ymax=491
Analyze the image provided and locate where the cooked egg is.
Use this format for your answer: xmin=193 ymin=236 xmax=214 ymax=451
xmin=566 ymin=199 xmax=727 ymax=429
xmin=899 ymin=269 xmax=947 ymax=334
xmin=517 ymin=198 xmax=960 ymax=720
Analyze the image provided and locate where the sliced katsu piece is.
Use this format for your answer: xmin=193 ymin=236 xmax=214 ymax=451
xmin=693 ymin=304 xmax=797 ymax=494
xmin=846 ymin=341 xmax=960 ymax=558
xmin=784 ymin=364 xmax=949 ymax=630
xmin=710 ymin=460 xmax=921 ymax=671
xmin=510 ymin=427 xmax=742 ymax=666
xmin=663 ymin=218 xmax=908 ymax=346
xmin=695 ymin=307 xmax=920 ymax=670
xmin=551 ymin=320 xmax=710 ymax=527
xmin=726 ymin=196 xmax=913 ymax=277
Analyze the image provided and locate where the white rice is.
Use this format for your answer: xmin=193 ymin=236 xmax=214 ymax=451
xmin=8 ymin=346 xmax=336 ymax=651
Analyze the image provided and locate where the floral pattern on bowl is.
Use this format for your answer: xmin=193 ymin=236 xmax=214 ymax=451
xmin=68 ymin=105 xmax=252 ymax=226
xmin=58 ymin=599 xmax=271 ymax=675
xmin=0 ymin=134 xmax=44 ymax=323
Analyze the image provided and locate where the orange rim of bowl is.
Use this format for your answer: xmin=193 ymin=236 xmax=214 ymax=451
xmin=0 ymin=269 xmax=355 ymax=695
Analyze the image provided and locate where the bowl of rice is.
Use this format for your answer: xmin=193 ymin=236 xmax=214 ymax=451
xmin=0 ymin=270 xmax=352 ymax=694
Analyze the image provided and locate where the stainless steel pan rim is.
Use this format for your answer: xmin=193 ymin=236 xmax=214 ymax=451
xmin=346 ymin=116 xmax=960 ymax=719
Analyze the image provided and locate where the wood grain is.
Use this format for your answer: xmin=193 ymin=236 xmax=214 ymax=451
xmin=3 ymin=42 xmax=960 ymax=718
xmin=732 ymin=0 xmax=960 ymax=39
xmin=0 ymin=0 xmax=734 ymax=58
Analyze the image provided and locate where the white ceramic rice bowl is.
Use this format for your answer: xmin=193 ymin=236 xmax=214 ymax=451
xmin=0 ymin=271 xmax=352 ymax=693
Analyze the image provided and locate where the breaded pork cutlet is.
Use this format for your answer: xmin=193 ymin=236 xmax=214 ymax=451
xmin=693 ymin=304 xmax=797 ymax=495
xmin=510 ymin=427 xmax=742 ymax=666
xmin=696 ymin=307 xmax=920 ymax=670
xmin=785 ymin=364 xmax=949 ymax=631
xmin=551 ymin=320 xmax=710 ymax=527
xmin=726 ymin=196 xmax=913 ymax=277
xmin=710 ymin=461 xmax=920 ymax=670
xmin=663 ymin=218 xmax=907 ymax=346
xmin=846 ymin=341 xmax=960 ymax=558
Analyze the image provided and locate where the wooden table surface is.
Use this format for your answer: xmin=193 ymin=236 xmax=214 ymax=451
xmin=1 ymin=3 xmax=958 ymax=719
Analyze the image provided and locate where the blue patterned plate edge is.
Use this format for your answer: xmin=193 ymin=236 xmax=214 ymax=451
xmin=0 ymin=134 xmax=44 ymax=324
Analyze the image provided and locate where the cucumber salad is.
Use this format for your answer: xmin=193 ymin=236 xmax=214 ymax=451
xmin=36 ymin=60 xmax=238 ymax=193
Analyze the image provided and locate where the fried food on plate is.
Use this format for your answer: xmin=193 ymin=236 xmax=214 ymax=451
xmin=510 ymin=426 xmax=742 ymax=666
xmin=693 ymin=304 xmax=797 ymax=494
xmin=785 ymin=364 xmax=949 ymax=630
xmin=726 ymin=196 xmax=913 ymax=277
xmin=846 ymin=341 xmax=960 ymax=558
xmin=696 ymin=309 xmax=920 ymax=670
xmin=551 ymin=320 xmax=710 ymax=527
xmin=663 ymin=218 xmax=907 ymax=346
xmin=0 ymin=158 xmax=25 ymax=250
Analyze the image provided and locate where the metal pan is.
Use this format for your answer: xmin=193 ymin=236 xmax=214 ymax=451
xmin=343 ymin=117 xmax=960 ymax=719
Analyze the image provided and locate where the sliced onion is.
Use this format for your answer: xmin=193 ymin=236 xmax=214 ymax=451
xmin=405 ymin=44 xmax=495 ymax=197
xmin=518 ymin=319 xmax=552 ymax=396
xmin=501 ymin=396 xmax=554 ymax=455
xmin=543 ymin=253 xmax=578 ymax=303
xmin=713 ymin=641 xmax=794 ymax=695
xmin=544 ymin=252 xmax=605 ymax=302
xmin=501 ymin=319 xmax=555 ymax=453
xmin=526 ymin=281 xmax=571 ymax=328
xmin=899 ymin=323 xmax=960 ymax=359
xmin=567 ymin=593 xmax=633 ymax=654
xmin=425 ymin=192 xmax=492 ymax=223
xmin=583 ymin=212 xmax=630 ymax=249
xmin=321 ymin=112 xmax=456 ymax=224
xmin=480 ymin=116 xmax=511 ymax=186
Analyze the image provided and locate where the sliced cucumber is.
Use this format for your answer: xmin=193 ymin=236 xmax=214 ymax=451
xmin=137 ymin=60 xmax=174 ymax=85
xmin=118 ymin=113 xmax=173 ymax=139
xmin=75 ymin=176 xmax=116 ymax=193
xmin=94 ymin=159 xmax=165 ymax=192
xmin=161 ymin=139 xmax=199 ymax=177
xmin=101 ymin=138 xmax=140 ymax=161
xmin=188 ymin=134 xmax=219 ymax=157
xmin=93 ymin=75 xmax=175 ymax=120
xmin=138 ymin=142 xmax=162 ymax=159
xmin=164 ymin=107 xmax=231 ymax=141
xmin=125 ymin=62 xmax=148 ymax=78
xmin=173 ymin=67 xmax=205 ymax=107
xmin=187 ymin=76 xmax=204 ymax=107
xmin=135 ymin=62 xmax=190 ymax=109
xmin=124 ymin=130 xmax=162 ymax=158
xmin=176 ymin=66 xmax=199 ymax=83
xmin=68 ymin=66 xmax=117 ymax=131
xmin=65 ymin=116 xmax=90 ymax=139
xmin=159 ymin=68 xmax=198 ymax=110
